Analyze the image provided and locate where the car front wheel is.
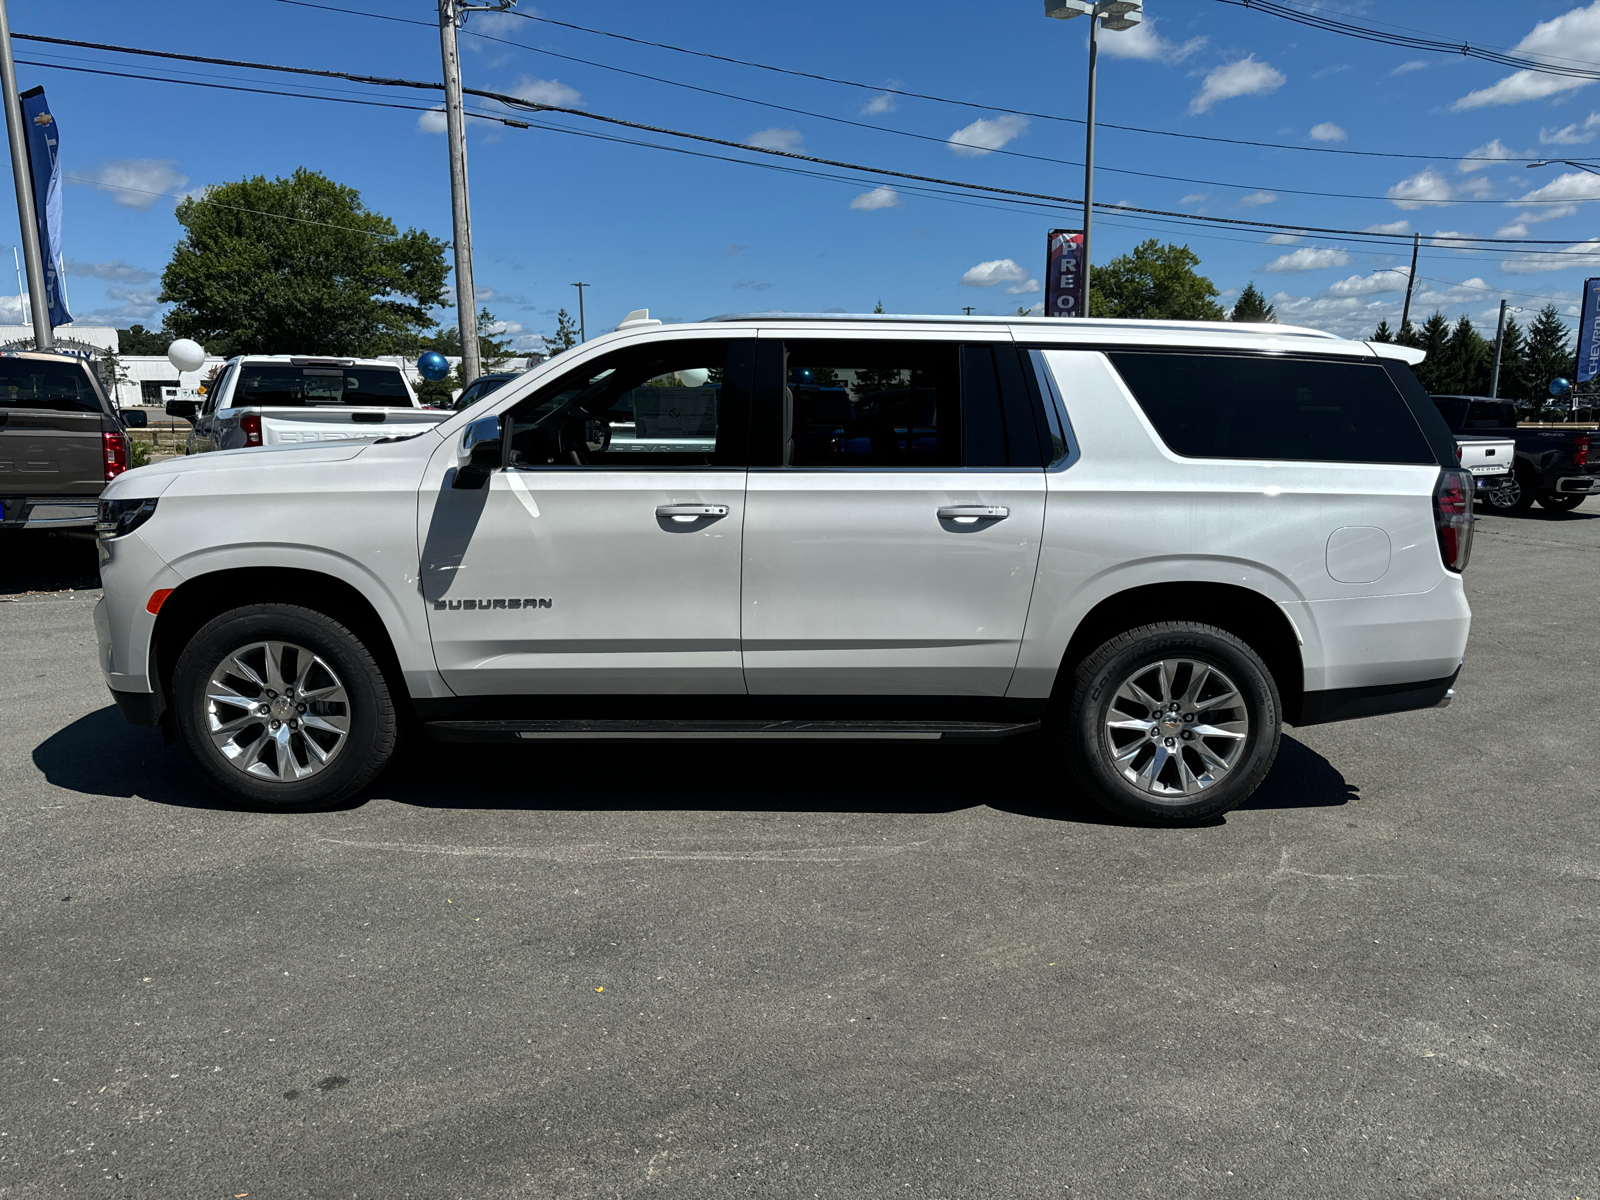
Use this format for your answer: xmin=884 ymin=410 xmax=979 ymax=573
xmin=1052 ymin=621 xmax=1282 ymax=825
xmin=1536 ymin=491 xmax=1587 ymax=512
xmin=171 ymin=604 xmax=397 ymax=808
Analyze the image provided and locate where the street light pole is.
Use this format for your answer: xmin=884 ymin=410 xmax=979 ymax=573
xmin=0 ymin=0 xmax=50 ymax=349
xmin=1490 ymin=298 xmax=1507 ymax=399
xmin=1044 ymin=1 xmax=1141 ymax=318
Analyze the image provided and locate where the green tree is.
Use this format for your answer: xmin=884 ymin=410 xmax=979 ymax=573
xmin=117 ymin=324 xmax=170 ymax=355
xmin=1490 ymin=316 xmax=1527 ymax=404
xmin=544 ymin=308 xmax=580 ymax=357
xmin=1371 ymin=319 xmax=1394 ymax=343
xmin=873 ymin=298 xmax=885 ymax=314
xmin=1230 ymin=281 xmax=1276 ymax=323
xmin=160 ymin=168 xmax=448 ymax=357
xmin=1410 ymin=312 xmax=1452 ymax=392
xmin=1524 ymin=304 xmax=1573 ymax=410
xmin=1087 ymin=239 xmax=1225 ymax=321
xmin=1438 ymin=315 xmax=1491 ymax=396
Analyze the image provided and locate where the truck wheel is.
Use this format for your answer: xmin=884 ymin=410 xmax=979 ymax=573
xmin=1482 ymin=474 xmax=1526 ymax=513
xmin=1052 ymin=622 xmax=1281 ymax=825
xmin=171 ymin=604 xmax=397 ymax=808
xmin=1536 ymin=492 xmax=1586 ymax=512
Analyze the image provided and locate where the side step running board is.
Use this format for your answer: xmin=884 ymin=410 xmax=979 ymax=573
xmin=425 ymin=719 xmax=1040 ymax=744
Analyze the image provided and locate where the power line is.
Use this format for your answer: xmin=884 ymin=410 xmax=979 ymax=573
xmin=262 ymin=0 xmax=1600 ymax=168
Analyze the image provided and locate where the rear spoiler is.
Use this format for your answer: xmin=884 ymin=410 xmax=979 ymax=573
xmin=1367 ymin=342 xmax=1426 ymax=365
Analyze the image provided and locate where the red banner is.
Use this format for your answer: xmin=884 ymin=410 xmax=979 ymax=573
xmin=1047 ymin=229 xmax=1085 ymax=318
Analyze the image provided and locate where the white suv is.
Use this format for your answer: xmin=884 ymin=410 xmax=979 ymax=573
xmin=93 ymin=315 xmax=1473 ymax=823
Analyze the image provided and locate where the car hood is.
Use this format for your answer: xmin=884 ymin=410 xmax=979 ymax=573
xmin=102 ymin=442 xmax=370 ymax=500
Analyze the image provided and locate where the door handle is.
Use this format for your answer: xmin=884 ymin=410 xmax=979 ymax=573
xmin=657 ymin=504 xmax=729 ymax=521
xmin=937 ymin=505 xmax=1009 ymax=522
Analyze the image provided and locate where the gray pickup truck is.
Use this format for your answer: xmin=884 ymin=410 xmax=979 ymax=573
xmin=0 ymin=350 xmax=131 ymax=533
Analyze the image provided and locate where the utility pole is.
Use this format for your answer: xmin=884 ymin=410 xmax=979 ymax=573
xmin=962 ymin=306 xmax=975 ymax=316
xmin=439 ymin=0 xmax=487 ymax=386
xmin=1399 ymin=231 xmax=1420 ymax=336
xmin=1490 ymin=298 xmax=1508 ymax=399
xmin=1082 ymin=15 xmax=1098 ymax=314
xmin=572 ymin=282 xmax=588 ymax=341
xmin=0 ymin=0 xmax=50 ymax=349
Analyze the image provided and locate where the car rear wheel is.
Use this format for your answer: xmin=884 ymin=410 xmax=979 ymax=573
xmin=172 ymin=604 xmax=397 ymax=808
xmin=1051 ymin=621 xmax=1282 ymax=825
xmin=1536 ymin=491 xmax=1586 ymax=512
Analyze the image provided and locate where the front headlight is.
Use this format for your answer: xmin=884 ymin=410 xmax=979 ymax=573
xmin=96 ymin=497 xmax=159 ymax=540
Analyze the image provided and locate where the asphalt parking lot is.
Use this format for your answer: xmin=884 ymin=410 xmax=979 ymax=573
xmin=2 ymin=502 xmax=1597 ymax=1200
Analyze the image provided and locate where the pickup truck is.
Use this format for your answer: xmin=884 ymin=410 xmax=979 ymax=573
xmin=1451 ymin=431 xmax=1516 ymax=500
xmin=166 ymin=356 xmax=450 ymax=453
xmin=1431 ymin=395 xmax=1597 ymax=513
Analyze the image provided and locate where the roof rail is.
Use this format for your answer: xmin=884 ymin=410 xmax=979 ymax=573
xmin=699 ymin=312 xmax=1340 ymax=339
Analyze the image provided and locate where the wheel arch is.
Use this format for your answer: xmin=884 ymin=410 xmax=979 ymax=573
xmin=1054 ymin=581 xmax=1306 ymax=724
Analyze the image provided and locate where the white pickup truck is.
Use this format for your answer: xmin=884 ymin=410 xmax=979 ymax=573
xmin=166 ymin=356 xmax=449 ymax=453
xmin=1453 ymin=432 xmax=1516 ymax=496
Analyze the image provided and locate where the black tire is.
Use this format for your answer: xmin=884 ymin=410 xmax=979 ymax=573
xmin=1536 ymin=491 xmax=1586 ymax=512
xmin=171 ymin=604 xmax=397 ymax=809
xmin=1051 ymin=621 xmax=1281 ymax=825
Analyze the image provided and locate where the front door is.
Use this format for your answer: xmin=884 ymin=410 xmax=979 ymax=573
xmin=418 ymin=335 xmax=755 ymax=696
xmin=740 ymin=334 xmax=1048 ymax=696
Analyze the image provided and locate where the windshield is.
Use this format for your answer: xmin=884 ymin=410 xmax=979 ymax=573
xmin=232 ymin=365 xmax=414 ymax=408
xmin=0 ymin=356 xmax=102 ymax=412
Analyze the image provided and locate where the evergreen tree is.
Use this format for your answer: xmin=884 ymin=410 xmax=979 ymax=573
xmin=1491 ymin=316 xmax=1527 ymax=404
xmin=1524 ymin=304 xmax=1573 ymax=409
xmin=1371 ymin=319 xmax=1394 ymax=343
xmin=1439 ymin=315 xmax=1491 ymax=396
xmin=1397 ymin=318 xmax=1425 ymax=351
xmin=1229 ymin=281 xmax=1276 ymax=323
xmin=544 ymin=308 xmax=580 ymax=357
xmin=1410 ymin=312 xmax=1452 ymax=393
xmin=873 ymin=298 xmax=885 ymax=314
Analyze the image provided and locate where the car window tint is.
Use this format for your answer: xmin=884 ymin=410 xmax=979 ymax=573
xmin=232 ymin=366 xmax=412 ymax=408
xmin=1465 ymin=400 xmax=1514 ymax=429
xmin=1107 ymin=352 xmax=1435 ymax=465
xmin=506 ymin=339 xmax=743 ymax=468
xmin=0 ymin=356 xmax=101 ymax=412
xmin=783 ymin=340 xmax=960 ymax=467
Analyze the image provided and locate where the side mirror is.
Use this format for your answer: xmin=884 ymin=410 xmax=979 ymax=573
xmin=165 ymin=399 xmax=198 ymax=422
xmin=452 ymin=415 xmax=503 ymax=490
xmin=120 ymin=409 xmax=149 ymax=429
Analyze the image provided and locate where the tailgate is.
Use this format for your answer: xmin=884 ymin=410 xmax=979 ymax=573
xmin=256 ymin=407 xmax=449 ymax=446
xmin=0 ymin=409 xmax=104 ymax=495
xmin=1456 ymin=436 xmax=1515 ymax=475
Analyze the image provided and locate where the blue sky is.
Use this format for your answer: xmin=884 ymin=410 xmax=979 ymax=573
xmin=8 ymin=0 xmax=1600 ymax=349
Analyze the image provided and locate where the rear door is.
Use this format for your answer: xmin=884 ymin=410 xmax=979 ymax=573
xmin=739 ymin=332 xmax=1048 ymax=696
xmin=0 ymin=355 xmax=108 ymax=514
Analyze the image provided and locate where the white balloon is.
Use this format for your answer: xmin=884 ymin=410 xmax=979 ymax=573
xmin=675 ymin=367 xmax=710 ymax=388
xmin=167 ymin=338 xmax=207 ymax=373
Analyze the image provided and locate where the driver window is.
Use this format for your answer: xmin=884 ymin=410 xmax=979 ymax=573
xmin=506 ymin=338 xmax=747 ymax=468
xmin=202 ymin=363 xmax=235 ymax=415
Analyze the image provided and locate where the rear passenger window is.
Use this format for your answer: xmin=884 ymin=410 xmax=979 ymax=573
xmin=1107 ymin=352 xmax=1435 ymax=465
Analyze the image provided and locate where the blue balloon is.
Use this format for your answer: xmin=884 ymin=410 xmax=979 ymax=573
xmin=418 ymin=350 xmax=451 ymax=382
xmin=1550 ymin=376 xmax=1571 ymax=396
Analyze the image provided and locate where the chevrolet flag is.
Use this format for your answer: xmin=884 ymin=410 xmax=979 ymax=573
xmin=19 ymin=86 xmax=71 ymax=328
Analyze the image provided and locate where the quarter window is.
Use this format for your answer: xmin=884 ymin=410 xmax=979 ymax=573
xmin=1107 ymin=352 xmax=1435 ymax=465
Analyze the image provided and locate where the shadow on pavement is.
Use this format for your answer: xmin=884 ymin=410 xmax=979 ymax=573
xmin=34 ymin=709 xmax=1353 ymax=825
xmin=0 ymin=531 xmax=100 ymax=595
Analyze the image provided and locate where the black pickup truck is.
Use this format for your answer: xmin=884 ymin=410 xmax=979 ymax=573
xmin=1431 ymin=395 xmax=1597 ymax=513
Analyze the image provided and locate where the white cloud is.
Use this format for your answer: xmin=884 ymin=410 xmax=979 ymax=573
xmin=1179 ymin=193 xmax=1207 ymax=204
xmin=69 ymin=159 xmax=188 ymax=209
xmin=1238 ymin=191 xmax=1277 ymax=207
xmin=1261 ymin=247 xmax=1352 ymax=272
xmin=849 ymin=186 xmax=902 ymax=211
xmin=1453 ymin=3 xmax=1600 ymax=109
xmin=1497 ymin=222 xmax=1530 ymax=238
xmin=1508 ymin=203 xmax=1580 ymax=226
xmin=1309 ymin=122 xmax=1347 ymax=143
xmin=1501 ymin=239 xmax=1600 ymax=273
xmin=65 ymin=259 xmax=155 ymax=284
xmin=862 ymin=93 xmax=897 ymax=115
xmin=1540 ymin=112 xmax=1600 ymax=144
xmin=961 ymin=259 xmax=1035 ymax=291
xmin=1458 ymin=139 xmax=1519 ymax=173
xmin=1264 ymin=232 xmax=1303 ymax=245
xmin=1387 ymin=167 xmax=1453 ymax=209
xmin=1363 ymin=220 xmax=1411 ymax=235
xmin=1326 ymin=268 xmax=1410 ymax=297
xmin=746 ymin=128 xmax=804 ymax=152
xmin=947 ymin=113 xmax=1029 ymax=157
xmin=1098 ymin=17 xmax=1206 ymax=63
xmin=1390 ymin=60 xmax=1428 ymax=76
xmin=732 ymin=279 xmax=772 ymax=291
xmin=1514 ymin=170 xmax=1600 ymax=204
xmin=506 ymin=76 xmax=582 ymax=108
xmin=1189 ymin=56 xmax=1286 ymax=115
xmin=1022 ymin=300 xmax=1045 ymax=315
xmin=417 ymin=105 xmax=506 ymax=134
xmin=1457 ymin=175 xmax=1496 ymax=199
xmin=71 ymin=286 xmax=163 ymax=326
xmin=1312 ymin=64 xmax=1350 ymax=80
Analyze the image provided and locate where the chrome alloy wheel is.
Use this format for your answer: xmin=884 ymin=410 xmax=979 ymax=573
xmin=204 ymin=641 xmax=351 ymax=782
xmin=1102 ymin=658 xmax=1250 ymax=799
xmin=1485 ymin=476 xmax=1521 ymax=509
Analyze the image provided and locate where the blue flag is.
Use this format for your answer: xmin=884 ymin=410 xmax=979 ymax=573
xmin=1577 ymin=277 xmax=1600 ymax=385
xmin=18 ymin=86 xmax=70 ymax=328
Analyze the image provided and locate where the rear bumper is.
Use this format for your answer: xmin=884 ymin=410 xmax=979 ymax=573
xmin=0 ymin=496 xmax=99 ymax=529
xmin=1554 ymin=475 xmax=1600 ymax=495
xmin=110 ymin=687 xmax=166 ymax=727
xmin=1294 ymin=667 xmax=1461 ymax=727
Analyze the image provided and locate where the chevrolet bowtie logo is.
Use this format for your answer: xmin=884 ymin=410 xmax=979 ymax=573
xmin=434 ymin=598 xmax=552 ymax=611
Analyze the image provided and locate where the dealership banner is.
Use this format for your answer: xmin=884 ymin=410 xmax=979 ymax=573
xmin=19 ymin=86 xmax=71 ymax=328
xmin=1046 ymin=229 xmax=1085 ymax=318
xmin=1577 ymin=277 xmax=1600 ymax=385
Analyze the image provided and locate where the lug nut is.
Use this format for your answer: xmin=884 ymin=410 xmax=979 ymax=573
xmin=266 ymin=689 xmax=277 ymax=699
xmin=1164 ymin=736 xmax=1175 ymax=747
xmin=258 ymin=704 xmax=270 ymax=715
xmin=289 ymin=720 xmax=299 ymax=730
xmin=1149 ymin=727 xmax=1159 ymax=738
xmin=1184 ymin=712 xmax=1196 ymax=723
xmin=296 ymin=703 xmax=306 ymax=713
xmin=1181 ymin=731 xmax=1194 ymax=741
xmin=270 ymin=719 xmax=280 ymax=730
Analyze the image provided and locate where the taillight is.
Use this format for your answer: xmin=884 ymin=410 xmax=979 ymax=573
xmin=240 ymin=414 xmax=263 ymax=447
xmin=1434 ymin=467 xmax=1474 ymax=573
xmin=1576 ymin=435 xmax=1590 ymax=469
xmin=103 ymin=431 xmax=129 ymax=480
xmin=1454 ymin=445 xmax=1463 ymax=462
